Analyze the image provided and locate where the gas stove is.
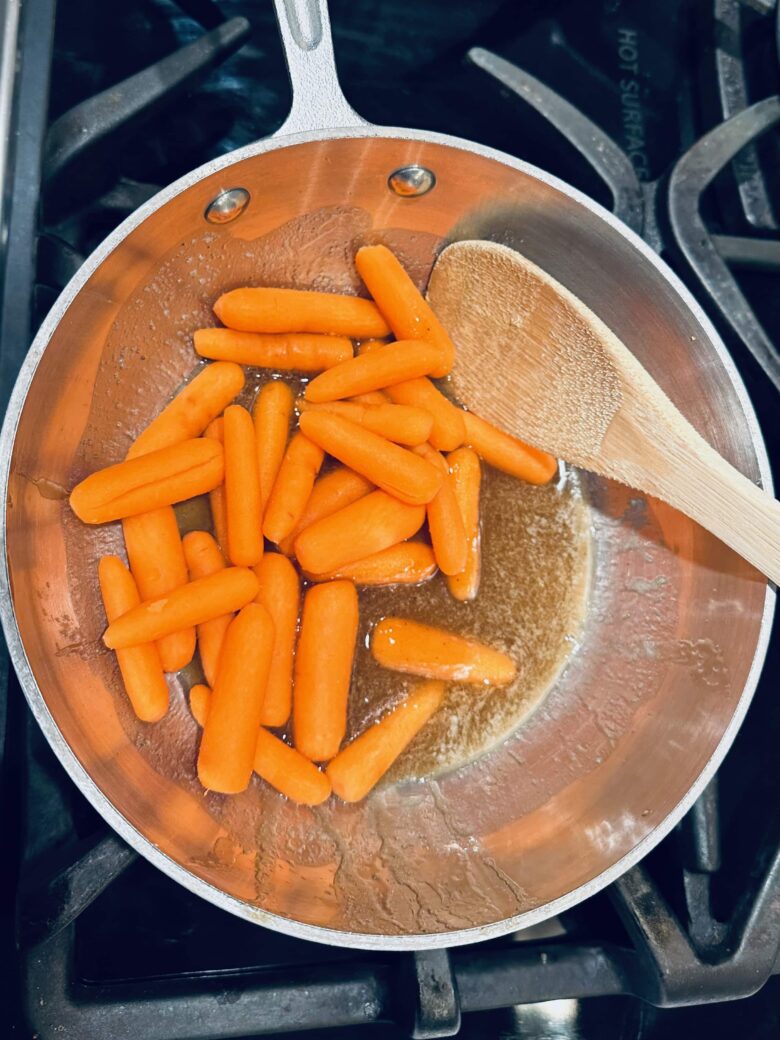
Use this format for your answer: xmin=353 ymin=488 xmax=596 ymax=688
xmin=0 ymin=1 xmax=779 ymax=1038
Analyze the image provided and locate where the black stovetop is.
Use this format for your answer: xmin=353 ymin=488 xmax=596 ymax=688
xmin=1 ymin=1 xmax=779 ymax=1038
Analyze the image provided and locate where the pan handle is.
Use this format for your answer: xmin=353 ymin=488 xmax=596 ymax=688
xmin=273 ymin=0 xmax=366 ymax=135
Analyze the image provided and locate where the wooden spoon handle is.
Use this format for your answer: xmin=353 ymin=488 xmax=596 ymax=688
xmin=605 ymin=411 xmax=780 ymax=584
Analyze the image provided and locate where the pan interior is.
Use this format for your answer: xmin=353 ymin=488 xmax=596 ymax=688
xmin=4 ymin=133 xmax=769 ymax=941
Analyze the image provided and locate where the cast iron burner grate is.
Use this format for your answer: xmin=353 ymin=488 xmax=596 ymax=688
xmin=1 ymin=1 xmax=779 ymax=1037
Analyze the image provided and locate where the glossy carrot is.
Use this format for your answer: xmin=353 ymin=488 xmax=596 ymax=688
xmin=123 ymin=508 xmax=196 ymax=672
xmin=298 ymin=411 xmax=442 ymax=506
xmin=104 ymin=567 xmax=259 ymax=649
xmin=98 ymin=556 xmax=168 ymax=722
xmin=296 ymin=398 xmax=433 ymax=446
xmin=194 ymin=329 xmax=353 ymax=370
xmin=304 ymin=340 xmax=444 ymax=403
xmin=446 ymin=447 xmax=482 ymax=601
xmin=294 ymin=490 xmax=426 ymax=574
xmin=355 ymin=244 xmax=455 ymax=377
xmin=463 ymin=411 xmax=557 ymax=484
xmin=188 ymin=685 xmax=331 ymax=805
xmin=182 ymin=531 xmax=233 ymax=687
xmin=253 ymin=381 xmax=294 ymax=513
xmin=70 ymin=438 xmax=223 ymax=524
xmin=223 ymin=404 xmax=264 ymax=566
xmin=213 ymin=286 xmax=390 ymax=338
xmin=307 ymin=541 xmax=437 ymax=586
xmin=254 ymin=552 xmax=300 ymax=727
xmin=127 ymin=362 xmax=245 ymax=459
xmin=327 ymin=680 xmax=444 ymax=801
xmin=197 ymin=603 xmax=274 ymax=793
xmin=278 ymin=466 xmax=373 ymax=555
xmin=415 ymin=444 xmax=468 ymax=576
xmin=263 ymin=433 xmax=325 ymax=544
xmin=371 ymin=618 xmax=517 ymax=686
xmin=385 ymin=377 xmax=465 ymax=452
xmin=294 ymin=581 xmax=358 ymax=761
xmin=204 ymin=418 xmax=229 ymax=553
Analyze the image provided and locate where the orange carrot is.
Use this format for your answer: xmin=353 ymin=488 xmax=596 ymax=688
xmin=188 ymin=685 xmax=331 ymax=805
xmin=327 ymin=680 xmax=444 ymax=801
xmin=355 ymin=244 xmax=455 ymax=377
xmin=278 ymin=466 xmax=373 ymax=555
xmin=254 ymin=553 xmax=300 ymax=727
xmin=294 ymin=490 xmax=425 ymax=574
xmin=194 ymin=329 xmax=353 ymax=370
xmin=223 ymin=404 xmax=264 ymax=566
xmin=446 ymin=448 xmax=482 ymax=601
xmin=294 ymin=581 xmax=358 ymax=761
xmin=182 ymin=531 xmax=233 ymax=687
xmin=213 ymin=286 xmax=390 ymax=338
xmin=189 ymin=683 xmax=211 ymax=726
xmin=414 ymin=445 xmax=467 ymax=575
xmin=463 ymin=411 xmax=557 ymax=484
xmin=263 ymin=433 xmax=324 ymax=543
xmin=197 ymin=603 xmax=274 ymax=793
xmin=123 ymin=508 xmax=196 ymax=672
xmin=127 ymin=362 xmax=244 ymax=459
xmin=104 ymin=567 xmax=258 ymax=649
xmin=98 ymin=556 xmax=168 ymax=722
xmin=371 ymin=618 xmax=517 ymax=686
xmin=204 ymin=418 xmax=229 ymax=553
xmin=253 ymin=381 xmax=294 ymax=513
xmin=307 ymin=541 xmax=437 ymax=586
xmin=298 ymin=411 xmax=442 ymax=506
xmin=304 ymin=340 xmax=445 ymax=403
xmin=70 ymin=438 xmax=223 ymax=524
xmin=385 ymin=377 xmax=465 ymax=452
xmin=296 ymin=398 xmax=433 ymax=446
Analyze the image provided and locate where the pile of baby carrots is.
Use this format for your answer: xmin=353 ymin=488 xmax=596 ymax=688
xmin=71 ymin=244 xmax=557 ymax=805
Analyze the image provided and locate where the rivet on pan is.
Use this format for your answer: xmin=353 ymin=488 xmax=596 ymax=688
xmin=388 ymin=165 xmax=436 ymax=198
xmin=204 ymin=188 xmax=251 ymax=224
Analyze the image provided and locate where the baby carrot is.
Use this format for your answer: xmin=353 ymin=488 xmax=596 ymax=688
xmin=197 ymin=603 xmax=274 ymax=793
xmin=296 ymin=398 xmax=433 ymax=446
xmin=213 ymin=286 xmax=390 ymax=338
xmin=298 ymin=411 xmax=442 ymax=506
xmin=415 ymin=444 xmax=468 ymax=576
xmin=98 ymin=556 xmax=168 ymax=722
xmin=294 ymin=580 xmax=358 ymax=761
xmin=254 ymin=552 xmax=300 ymax=727
xmin=355 ymin=245 xmax=455 ymax=377
xmin=327 ymin=680 xmax=444 ymax=801
xmin=463 ymin=411 xmax=557 ymax=484
xmin=253 ymin=381 xmax=294 ymax=513
xmin=188 ymin=685 xmax=331 ymax=805
xmin=204 ymin=418 xmax=229 ymax=553
xmin=127 ymin=362 xmax=244 ymax=459
xmin=123 ymin=508 xmax=196 ymax=672
xmin=70 ymin=438 xmax=223 ymax=525
xmin=182 ymin=531 xmax=233 ymax=687
xmin=304 ymin=340 xmax=445 ymax=403
xmin=194 ymin=329 xmax=353 ymax=371
xmin=294 ymin=490 xmax=425 ymax=574
xmin=385 ymin=378 xmax=465 ymax=452
xmin=446 ymin=448 xmax=482 ymax=601
xmin=263 ymin=433 xmax=324 ymax=544
xmin=223 ymin=404 xmax=264 ymax=566
xmin=104 ymin=567 xmax=258 ymax=650
xmin=278 ymin=466 xmax=374 ymax=555
xmin=307 ymin=541 xmax=437 ymax=586
xmin=371 ymin=618 xmax=517 ymax=686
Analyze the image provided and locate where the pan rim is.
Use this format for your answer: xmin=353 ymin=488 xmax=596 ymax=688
xmin=0 ymin=124 xmax=774 ymax=950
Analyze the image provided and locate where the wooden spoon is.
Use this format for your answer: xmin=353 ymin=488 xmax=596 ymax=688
xmin=428 ymin=239 xmax=780 ymax=584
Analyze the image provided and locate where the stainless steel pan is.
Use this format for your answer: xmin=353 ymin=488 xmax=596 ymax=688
xmin=0 ymin=0 xmax=773 ymax=949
